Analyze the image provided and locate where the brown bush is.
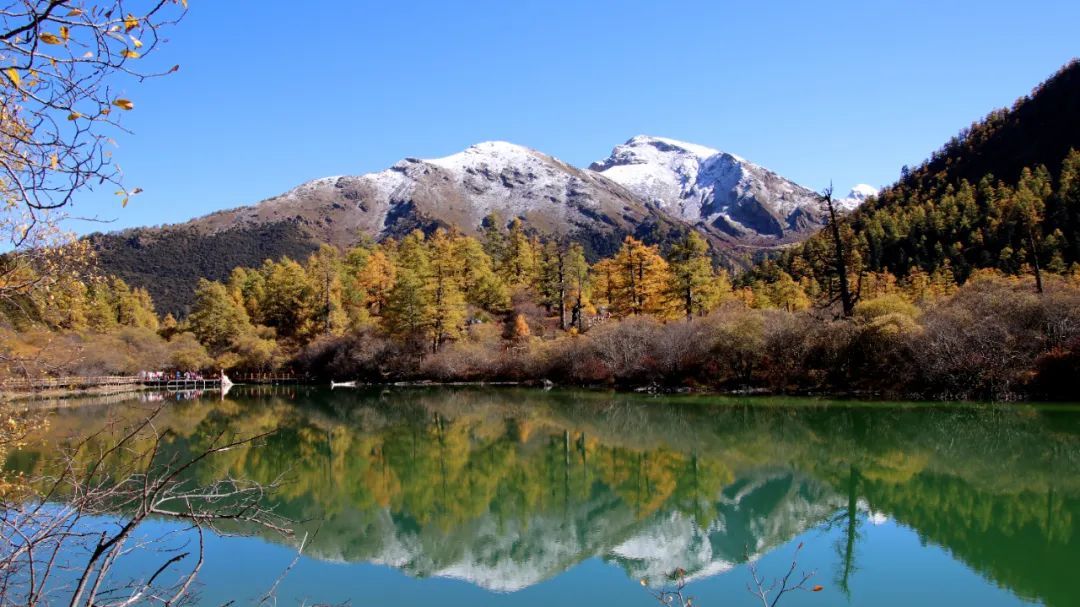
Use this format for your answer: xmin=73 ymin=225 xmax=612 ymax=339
xmin=911 ymin=277 xmax=1053 ymax=399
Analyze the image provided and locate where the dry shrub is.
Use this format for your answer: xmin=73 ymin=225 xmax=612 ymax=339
xmin=705 ymin=305 xmax=767 ymax=388
xmin=587 ymin=316 xmax=663 ymax=384
xmin=422 ymin=342 xmax=504 ymax=381
xmin=911 ymin=276 xmax=1056 ymax=399
xmin=542 ymin=335 xmax=610 ymax=384
xmin=294 ymin=328 xmax=394 ymax=381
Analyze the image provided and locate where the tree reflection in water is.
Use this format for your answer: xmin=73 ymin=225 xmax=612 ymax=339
xmin=11 ymin=388 xmax=1080 ymax=606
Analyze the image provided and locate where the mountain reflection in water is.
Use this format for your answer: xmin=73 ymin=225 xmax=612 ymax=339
xmin=13 ymin=387 xmax=1080 ymax=606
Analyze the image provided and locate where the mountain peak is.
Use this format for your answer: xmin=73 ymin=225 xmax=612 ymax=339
xmin=834 ymin=183 xmax=879 ymax=211
xmin=622 ymin=135 xmax=721 ymax=161
xmin=591 ymin=136 xmax=818 ymax=231
xmin=847 ymin=183 xmax=879 ymax=199
xmin=416 ymin=141 xmax=561 ymax=176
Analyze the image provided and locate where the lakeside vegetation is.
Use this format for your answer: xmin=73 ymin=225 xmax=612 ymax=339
xmin=3 ymin=218 xmax=1080 ymax=400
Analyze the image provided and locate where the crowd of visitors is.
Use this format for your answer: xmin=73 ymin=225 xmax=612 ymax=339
xmin=138 ymin=370 xmax=209 ymax=382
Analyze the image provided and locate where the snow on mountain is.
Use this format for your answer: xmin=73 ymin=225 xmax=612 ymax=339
xmin=141 ymin=136 xmax=876 ymax=306
xmin=202 ymin=136 xmax=855 ymax=251
xmin=835 ymin=183 xmax=879 ymax=211
xmin=590 ymin=136 xmax=825 ymax=239
xmin=195 ymin=140 xmax=660 ymax=257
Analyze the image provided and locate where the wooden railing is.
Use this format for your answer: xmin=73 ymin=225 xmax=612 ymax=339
xmin=1 ymin=375 xmax=225 ymax=392
xmin=1 ymin=372 xmax=306 ymax=393
xmin=230 ymin=373 xmax=300 ymax=384
xmin=1 ymin=375 xmax=143 ymax=391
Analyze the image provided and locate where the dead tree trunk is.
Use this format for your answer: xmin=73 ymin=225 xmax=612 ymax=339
xmin=824 ymin=185 xmax=855 ymax=317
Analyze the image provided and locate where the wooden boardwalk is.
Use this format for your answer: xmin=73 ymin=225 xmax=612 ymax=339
xmin=1 ymin=375 xmax=226 ymax=393
xmin=143 ymin=378 xmax=224 ymax=391
xmin=229 ymin=373 xmax=300 ymax=385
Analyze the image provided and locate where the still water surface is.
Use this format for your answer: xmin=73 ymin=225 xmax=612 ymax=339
xmin=12 ymin=387 xmax=1080 ymax=606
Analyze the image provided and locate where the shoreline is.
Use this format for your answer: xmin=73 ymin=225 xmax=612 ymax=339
xmin=4 ymin=377 xmax=1069 ymax=405
xmin=1 ymin=384 xmax=155 ymax=404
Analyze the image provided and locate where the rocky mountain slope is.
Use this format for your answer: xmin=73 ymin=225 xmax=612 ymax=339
xmin=90 ymin=137 xmax=866 ymax=314
xmin=186 ymin=140 xmax=682 ymax=258
xmin=591 ymin=136 xmax=837 ymax=239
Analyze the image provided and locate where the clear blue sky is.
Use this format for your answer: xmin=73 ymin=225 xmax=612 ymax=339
xmin=68 ymin=0 xmax=1080 ymax=235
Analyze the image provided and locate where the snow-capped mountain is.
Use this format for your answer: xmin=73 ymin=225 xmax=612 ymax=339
xmin=190 ymin=136 xmax=858 ymax=252
xmin=590 ymin=136 xmax=828 ymax=239
xmin=835 ymin=183 xmax=879 ymax=211
xmin=91 ymin=137 xmax=871 ymax=313
xmin=191 ymin=140 xmax=676 ymax=258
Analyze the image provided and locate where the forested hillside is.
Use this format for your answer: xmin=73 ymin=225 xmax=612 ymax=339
xmin=767 ymin=60 xmax=1080 ymax=293
xmin=87 ymin=222 xmax=320 ymax=316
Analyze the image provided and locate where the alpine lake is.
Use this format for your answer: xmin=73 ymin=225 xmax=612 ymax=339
xmin=8 ymin=386 xmax=1080 ymax=606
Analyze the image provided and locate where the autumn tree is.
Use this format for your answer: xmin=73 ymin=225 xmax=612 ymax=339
xmin=502 ymin=218 xmax=537 ymax=287
xmin=539 ymin=241 xmax=570 ymax=329
xmin=187 ymin=279 xmax=252 ymax=356
xmin=84 ymin=281 xmax=117 ymax=332
xmin=454 ymin=232 xmax=509 ymax=311
xmin=666 ymin=232 xmax=721 ymax=319
xmin=1012 ymin=166 xmax=1053 ymax=292
xmin=306 ymin=244 xmax=348 ymax=336
xmin=565 ymin=243 xmax=590 ymax=331
xmin=609 ymin=236 xmax=671 ymax=317
xmin=109 ymin=276 xmax=158 ymax=330
xmin=1057 ymin=150 xmax=1080 ymax=263
xmin=35 ymin=273 xmax=88 ymax=330
xmin=383 ymin=231 xmax=435 ymax=349
xmin=480 ymin=212 xmax=508 ymax=268
xmin=591 ymin=257 xmax=618 ymax=317
xmin=427 ymin=229 xmax=467 ymax=352
xmin=354 ymin=247 xmax=397 ymax=319
xmin=511 ymin=313 xmax=531 ymax=345
xmin=260 ymin=258 xmax=316 ymax=341
xmin=768 ymin=271 xmax=811 ymax=312
xmin=227 ymin=266 xmax=266 ymax=323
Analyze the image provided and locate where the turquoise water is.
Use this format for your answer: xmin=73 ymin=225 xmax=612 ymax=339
xmin=11 ymin=387 xmax=1079 ymax=606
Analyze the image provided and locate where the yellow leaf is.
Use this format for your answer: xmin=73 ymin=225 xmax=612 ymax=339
xmin=39 ymin=32 xmax=62 ymax=45
xmin=59 ymin=25 xmax=69 ymax=42
xmin=67 ymin=111 xmax=81 ymax=120
xmin=112 ymin=98 xmax=134 ymax=110
xmin=121 ymin=197 xmax=129 ymax=208
xmin=124 ymin=14 xmax=138 ymax=32
xmin=130 ymin=36 xmax=143 ymax=48
xmin=50 ymin=154 xmax=58 ymax=170
xmin=121 ymin=49 xmax=139 ymax=59
xmin=5 ymin=68 xmax=19 ymax=88
xmin=66 ymin=8 xmax=83 ymax=17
